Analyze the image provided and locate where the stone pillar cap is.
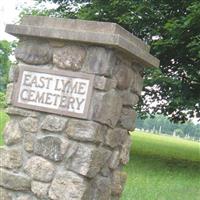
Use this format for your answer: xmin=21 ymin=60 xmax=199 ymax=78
xmin=5 ymin=16 xmax=159 ymax=67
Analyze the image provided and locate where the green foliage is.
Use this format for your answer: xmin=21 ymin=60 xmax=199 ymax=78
xmin=122 ymin=155 xmax=200 ymax=200
xmin=0 ymin=111 xmax=9 ymax=145
xmin=0 ymin=40 xmax=12 ymax=92
xmin=0 ymin=92 xmax=6 ymax=109
xmin=32 ymin=0 xmax=200 ymax=122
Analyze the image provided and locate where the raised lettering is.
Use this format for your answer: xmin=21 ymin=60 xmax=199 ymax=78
xmin=76 ymin=98 xmax=85 ymax=110
xmin=78 ymin=82 xmax=87 ymax=94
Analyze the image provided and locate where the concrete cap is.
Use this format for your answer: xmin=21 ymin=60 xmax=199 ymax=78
xmin=5 ymin=16 xmax=159 ymax=67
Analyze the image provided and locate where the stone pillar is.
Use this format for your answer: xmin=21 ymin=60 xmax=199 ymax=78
xmin=1 ymin=16 xmax=159 ymax=200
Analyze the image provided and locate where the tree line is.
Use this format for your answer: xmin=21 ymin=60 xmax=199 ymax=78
xmin=136 ymin=115 xmax=200 ymax=141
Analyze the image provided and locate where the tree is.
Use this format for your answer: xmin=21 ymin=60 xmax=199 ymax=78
xmin=0 ymin=92 xmax=6 ymax=109
xmin=30 ymin=0 xmax=200 ymax=122
xmin=0 ymin=40 xmax=12 ymax=92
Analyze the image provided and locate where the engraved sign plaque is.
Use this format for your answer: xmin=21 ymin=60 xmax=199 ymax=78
xmin=13 ymin=66 xmax=94 ymax=119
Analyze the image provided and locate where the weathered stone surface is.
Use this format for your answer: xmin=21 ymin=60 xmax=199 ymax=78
xmin=131 ymin=69 xmax=144 ymax=95
xmin=15 ymin=39 xmax=52 ymax=65
xmin=16 ymin=194 xmax=38 ymax=200
xmin=120 ymin=136 xmax=132 ymax=165
xmin=68 ymin=144 xmax=111 ymax=178
xmin=119 ymin=108 xmax=136 ymax=130
xmin=0 ymin=147 xmax=22 ymax=169
xmin=65 ymin=141 xmax=79 ymax=160
xmin=34 ymin=136 xmax=68 ymax=161
xmin=86 ymin=176 xmax=111 ymax=200
xmin=49 ymin=40 xmax=66 ymax=47
xmin=94 ymin=76 xmax=117 ymax=91
xmin=3 ymin=120 xmax=22 ymax=145
xmin=24 ymin=156 xmax=55 ymax=182
xmin=5 ymin=83 xmax=13 ymax=105
xmin=53 ymin=45 xmax=86 ymax=70
xmin=92 ymin=90 xmax=122 ymax=128
xmin=111 ymin=171 xmax=127 ymax=196
xmin=6 ymin=16 xmax=160 ymax=67
xmin=41 ymin=115 xmax=67 ymax=132
xmin=66 ymin=119 xmax=103 ymax=143
xmin=8 ymin=65 xmax=19 ymax=83
xmin=49 ymin=171 xmax=88 ymax=200
xmin=105 ymin=128 xmax=128 ymax=148
xmin=120 ymin=91 xmax=139 ymax=106
xmin=100 ymin=167 xmax=111 ymax=177
xmin=23 ymin=132 xmax=35 ymax=152
xmin=6 ymin=107 xmax=38 ymax=117
xmin=82 ymin=47 xmax=116 ymax=76
xmin=0 ymin=187 xmax=12 ymax=200
xmin=114 ymin=64 xmax=133 ymax=90
xmin=31 ymin=181 xmax=50 ymax=199
xmin=0 ymin=168 xmax=31 ymax=191
xmin=109 ymin=150 xmax=120 ymax=169
xmin=20 ymin=117 xmax=38 ymax=133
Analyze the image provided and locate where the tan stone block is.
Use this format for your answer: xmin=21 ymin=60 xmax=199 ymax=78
xmin=66 ymin=119 xmax=103 ymax=143
xmin=5 ymin=83 xmax=13 ymax=105
xmin=0 ymin=187 xmax=12 ymax=200
xmin=0 ymin=168 xmax=31 ymax=191
xmin=0 ymin=147 xmax=22 ymax=169
xmin=120 ymin=90 xmax=139 ymax=106
xmin=94 ymin=76 xmax=117 ymax=91
xmin=119 ymin=108 xmax=136 ymax=130
xmin=105 ymin=128 xmax=128 ymax=148
xmin=23 ymin=132 xmax=35 ymax=152
xmin=82 ymin=47 xmax=116 ymax=76
xmin=53 ymin=45 xmax=86 ymax=70
xmin=8 ymin=65 xmax=19 ymax=83
xmin=6 ymin=107 xmax=38 ymax=117
xmin=41 ymin=115 xmax=68 ymax=132
xmin=114 ymin=64 xmax=133 ymax=90
xmin=31 ymin=181 xmax=50 ymax=199
xmin=49 ymin=171 xmax=88 ymax=200
xmin=109 ymin=150 xmax=120 ymax=169
xmin=3 ymin=120 xmax=22 ymax=145
xmin=92 ymin=90 xmax=122 ymax=128
xmin=20 ymin=117 xmax=39 ymax=133
xmin=24 ymin=156 xmax=55 ymax=182
xmin=68 ymin=144 xmax=111 ymax=178
xmin=15 ymin=39 xmax=52 ymax=65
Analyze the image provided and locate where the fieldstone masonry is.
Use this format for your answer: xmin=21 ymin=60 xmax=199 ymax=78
xmin=1 ymin=16 xmax=159 ymax=200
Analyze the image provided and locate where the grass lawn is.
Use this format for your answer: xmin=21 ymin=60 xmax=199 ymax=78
xmin=0 ymin=110 xmax=9 ymax=145
xmin=121 ymin=132 xmax=200 ymax=200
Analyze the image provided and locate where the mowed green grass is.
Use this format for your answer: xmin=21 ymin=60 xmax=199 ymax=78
xmin=121 ymin=131 xmax=200 ymax=200
xmin=0 ymin=111 xmax=9 ymax=145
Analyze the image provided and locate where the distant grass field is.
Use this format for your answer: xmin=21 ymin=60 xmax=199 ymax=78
xmin=0 ymin=112 xmax=200 ymax=199
xmin=0 ymin=111 xmax=9 ymax=145
xmin=131 ymin=132 xmax=200 ymax=162
xmin=121 ymin=132 xmax=200 ymax=200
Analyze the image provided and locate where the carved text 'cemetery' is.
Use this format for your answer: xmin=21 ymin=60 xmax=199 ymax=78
xmin=13 ymin=66 xmax=94 ymax=118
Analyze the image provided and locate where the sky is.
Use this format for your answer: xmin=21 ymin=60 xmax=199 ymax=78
xmin=0 ymin=0 xmax=56 ymax=40
xmin=0 ymin=0 xmax=35 ymax=40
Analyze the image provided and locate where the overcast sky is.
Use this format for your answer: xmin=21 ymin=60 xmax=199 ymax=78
xmin=0 ymin=0 xmax=34 ymax=40
xmin=0 ymin=0 xmax=56 ymax=40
